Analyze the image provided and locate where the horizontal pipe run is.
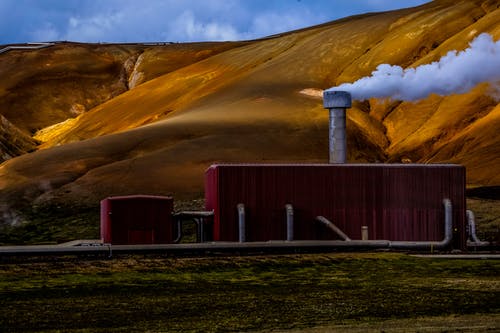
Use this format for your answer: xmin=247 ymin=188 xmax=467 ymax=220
xmin=413 ymin=254 xmax=500 ymax=260
xmin=2 ymin=241 xmax=497 ymax=259
xmin=56 ymin=239 xmax=103 ymax=246
xmin=0 ymin=199 xmax=457 ymax=258
xmin=0 ymin=240 xmax=391 ymax=257
xmin=0 ymin=244 xmax=113 ymax=257
xmin=174 ymin=211 xmax=214 ymax=218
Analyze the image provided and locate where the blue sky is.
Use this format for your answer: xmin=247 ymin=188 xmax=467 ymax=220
xmin=0 ymin=0 xmax=430 ymax=44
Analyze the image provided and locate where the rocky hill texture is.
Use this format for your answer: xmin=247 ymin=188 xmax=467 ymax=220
xmin=0 ymin=0 xmax=499 ymax=227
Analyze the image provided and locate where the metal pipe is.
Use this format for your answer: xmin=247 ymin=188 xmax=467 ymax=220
xmin=316 ymin=199 xmax=453 ymax=251
xmin=285 ymin=204 xmax=294 ymax=241
xmin=171 ymin=217 xmax=204 ymax=244
xmin=323 ymin=90 xmax=351 ymax=163
xmin=467 ymin=210 xmax=480 ymax=242
xmin=329 ymin=108 xmax=346 ymax=163
xmin=56 ymin=239 xmax=103 ymax=246
xmin=316 ymin=216 xmax=351 ymax=241
xmin=237 ymin=203 xmax=246 ymax=243
xmin=389 ymin=198 xmax=453 ymax=250
xmin=0 ymin=42 xmax=54 ymax=54
xmin=174 ymin=218 xmax=183 ymax=243
xmin=0 ymin=200 xmax=458 ymax=257
xmin=0 ymin=200 xmax=462 ymax=257
xmin=361 ymin=226 xmax=369 ymax=240
xmin=4 ymin=240 xmax=500 ymax=258
xmin=173 ymin=211 xmax=214 ymax=243
xmin=0 ymin=240 xmax=392 ymax=257
xmin=466 ymin=209 xmax=490 ymax=246
xmin=197 ymin=218 xmax=204 ymax=243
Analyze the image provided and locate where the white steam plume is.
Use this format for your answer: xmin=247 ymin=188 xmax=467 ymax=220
xmin=326 ymin=33 xmax=500 ymax=101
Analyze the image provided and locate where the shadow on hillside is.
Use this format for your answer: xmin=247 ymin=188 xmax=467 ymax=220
xmin=466 ymin=186 xmax=500 ymax=200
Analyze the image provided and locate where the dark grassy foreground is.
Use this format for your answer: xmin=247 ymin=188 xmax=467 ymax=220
xmin=0 ymin=253 xmax=499 ymax=332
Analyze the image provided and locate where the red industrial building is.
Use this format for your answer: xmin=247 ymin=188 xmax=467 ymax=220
xmin=100 ymin=195 xmax=174 ymax=245
xmin=97 ymin=91 xmax=470 ymax=251
xmin=205 ymin=163 xmax=466 ymax=249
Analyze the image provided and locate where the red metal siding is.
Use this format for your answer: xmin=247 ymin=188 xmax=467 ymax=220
xmin=205 ymin=164 xmax=466 ymax=249
xmin=205 ymin=166 xmax=220 ymax=240
xmin=100 ymin=198 xmax=112 ymax=243
xmin=100 ymin=195 xmax=174 ymax=245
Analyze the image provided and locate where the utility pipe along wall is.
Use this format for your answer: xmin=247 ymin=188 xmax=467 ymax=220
xmin=205 ymin=164 xmax=467 ymax=249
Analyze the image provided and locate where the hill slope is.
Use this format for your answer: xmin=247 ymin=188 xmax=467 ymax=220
xmin=0 ymin=0 xmax=499 ymax=228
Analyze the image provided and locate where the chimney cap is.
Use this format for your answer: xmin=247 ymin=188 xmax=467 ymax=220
xmin=323 ymin=90 xmax=352 ymax=109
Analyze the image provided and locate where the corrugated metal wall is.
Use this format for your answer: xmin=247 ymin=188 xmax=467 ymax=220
xmin=100 ymin=195 xmax=174 ymax=245
xmin=205 ymin=164 xmax=466 ymax=249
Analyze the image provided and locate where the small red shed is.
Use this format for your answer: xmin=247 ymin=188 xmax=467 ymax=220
xmin=205 ymin=164 xmax=466 ymax=249
xmin=100 ymin=195 xmax=174 ymax=245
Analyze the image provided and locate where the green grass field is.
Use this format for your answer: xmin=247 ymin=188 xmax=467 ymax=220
xmin=1 ymin=253 xmax=499 ymax=332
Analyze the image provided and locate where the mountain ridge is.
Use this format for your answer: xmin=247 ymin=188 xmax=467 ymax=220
xmin=0 ymin=0 xmax=499 ymax=227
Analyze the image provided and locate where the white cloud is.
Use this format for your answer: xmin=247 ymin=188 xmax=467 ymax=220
xmin=363 ymin=0 xmax=429 ymax=11
xmin=170 ymin=10 xmax=240 ymax=41
xmin=249 ymin=10 xmax=320 ymax=38
xmin=1 ymin=0 xmax=431 ymax=44
xmin=30 ymin=22 xmax=61 ymax=42
xmin=63 ymin=12 xmax=124 ymax=42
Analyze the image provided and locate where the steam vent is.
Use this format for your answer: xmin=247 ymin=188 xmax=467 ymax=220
xmin=323 ymin=90 xmax=351 ymax=164
xmin=203 ymin=88 xmax=467 ymax=250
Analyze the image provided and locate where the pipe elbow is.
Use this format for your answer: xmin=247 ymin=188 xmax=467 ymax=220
xmin=237 ymin=203 xmax=245 ymax=214
xmin=466 ymin=209 xmax=490 ymax=246
xmin=389 ymin=198 xmax=453 ymax=250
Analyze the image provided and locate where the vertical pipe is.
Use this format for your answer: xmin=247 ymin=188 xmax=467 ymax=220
xmin=329 ymin=108 xmax=346 ymax=163
xmin=466 ymin=210 xmax=480 ymax=242
xmin=323 ymin=91 xmax=352 ymax=164
xmin=361 ymin=226 xmax=369 ymax=240
xmin=443 ymin=198 xmax=452 ymax=244
xmin=195 ymin=218 xmax=205 ymax=243
xmin=285 ymin=204 xmax=294 ymax=241
xmin=466 ymin=209 xmax=489 ymax=246
xmin=174 ymin=218 xmax=183 ymax=243
xmin=237 ymin=203 xmax=245 ymax=243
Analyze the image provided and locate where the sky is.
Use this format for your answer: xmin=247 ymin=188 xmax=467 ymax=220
xmin=0 ymin=0 xmax=430 ymax=45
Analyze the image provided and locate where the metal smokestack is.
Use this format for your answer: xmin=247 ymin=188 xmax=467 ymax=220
xmin=323 ymin=90 xmax=351 ymax=164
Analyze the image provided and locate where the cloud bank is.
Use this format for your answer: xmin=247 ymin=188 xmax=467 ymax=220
xmin=0 ymin=0 xmax=429 ymax=44
xmin=327 ymin=33 xmax=500 ymax=101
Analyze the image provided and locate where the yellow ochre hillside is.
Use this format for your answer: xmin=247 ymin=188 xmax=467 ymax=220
xmin=0 ymin=0 xmax=499 ymax=225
